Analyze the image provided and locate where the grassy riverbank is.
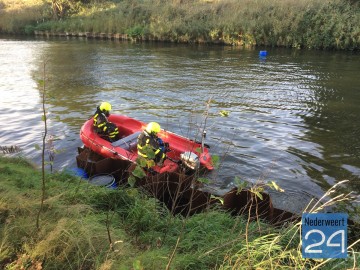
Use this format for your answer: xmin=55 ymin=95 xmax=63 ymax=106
xmin=0 ymin=0 xmax=359 ymax=50
xmin=0 ymin=155 xmax=359 ymax=269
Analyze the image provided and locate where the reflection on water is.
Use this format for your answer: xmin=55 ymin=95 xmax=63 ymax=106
xmin=1 ymin=36 xmax=359 ymax=213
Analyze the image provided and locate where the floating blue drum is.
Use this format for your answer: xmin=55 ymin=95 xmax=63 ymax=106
xmin=259 ymin=50 xmax=268 ymax=57
xmin=88 ymin=174 xmax=117 ymax=189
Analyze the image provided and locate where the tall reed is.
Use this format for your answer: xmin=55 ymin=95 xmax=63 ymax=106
xmin=1 ymin=0 xmax=359 ymax=50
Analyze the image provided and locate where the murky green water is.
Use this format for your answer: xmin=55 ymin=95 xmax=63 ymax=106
xmin=1 ymin=36 xmax=359 ymax=212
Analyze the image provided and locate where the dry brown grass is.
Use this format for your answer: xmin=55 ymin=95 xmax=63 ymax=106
xmin=0 ymin=0 xmax=46 ymax=33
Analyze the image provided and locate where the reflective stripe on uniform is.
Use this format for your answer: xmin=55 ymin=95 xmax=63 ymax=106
xmin=109 ymin=128 xmax=119 ymax=138
xmin=137 ymin=140 xmax=148 ymax=157
xmin=93 ymin=113 xmax=99 ymax=126
xmin=138 ymin=151 xmax=148 ymax=157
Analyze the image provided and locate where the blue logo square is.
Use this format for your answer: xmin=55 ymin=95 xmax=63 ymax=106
xmin=302 ymin=213 xmax=348 ymax=258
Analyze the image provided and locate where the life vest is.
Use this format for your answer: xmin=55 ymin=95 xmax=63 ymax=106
xmin=137 ymin=131 xmax=166 ymax=163
xmin=93 ymin=107 xmax=108 ymax=132
xmin=93 ymin=107 xmax=119 ymax=141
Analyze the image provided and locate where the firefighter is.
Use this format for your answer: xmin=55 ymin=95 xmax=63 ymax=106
xmin=137 ymin=122 xmax=167 ymax=165
xmin=93 ymin=102 xmax=119 ymax=142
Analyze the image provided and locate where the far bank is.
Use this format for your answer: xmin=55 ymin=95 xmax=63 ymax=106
xmin=0 ymin=0 xmax=359 ymax=50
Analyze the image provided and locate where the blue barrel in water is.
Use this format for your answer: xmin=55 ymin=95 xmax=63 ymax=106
xmin=88 ymin=174 xmax=117 ymax=189
xmin=259 ymin=50 xmax=268 ymax=57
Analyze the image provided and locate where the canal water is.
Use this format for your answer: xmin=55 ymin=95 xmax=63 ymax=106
xmin=1 ymin=35 xmax=359 ymax=213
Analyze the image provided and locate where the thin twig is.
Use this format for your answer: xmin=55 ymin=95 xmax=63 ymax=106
xmin=106 ymin=210 xmax=115 ymax=251
xmin=36 ymin=61 xmax=47 ymax=230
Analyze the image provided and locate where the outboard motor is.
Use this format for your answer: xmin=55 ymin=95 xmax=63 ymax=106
xmin=180 ymin=151 xmax=200 ymax=171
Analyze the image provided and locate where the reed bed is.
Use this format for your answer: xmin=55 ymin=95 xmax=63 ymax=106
xmin=0 ymin=0 xmax=359 ymax=50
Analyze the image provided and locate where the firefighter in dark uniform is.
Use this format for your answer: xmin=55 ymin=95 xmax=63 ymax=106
xmin=137 ymin=122 xmax=167 ymax=165
xmin=93 ymin=102 xmax=120 ymax=142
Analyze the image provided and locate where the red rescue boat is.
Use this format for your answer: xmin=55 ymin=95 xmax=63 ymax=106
xmin=80 ymin=114 xmax=214 ymax=174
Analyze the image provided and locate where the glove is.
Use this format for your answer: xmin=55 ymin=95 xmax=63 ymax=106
xmin=164 ymin=142 xmax=170 ymax=153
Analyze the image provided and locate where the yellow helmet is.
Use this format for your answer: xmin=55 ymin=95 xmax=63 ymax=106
xmin=99 ymin=102 xmax=112 ymax=113
xmin=146 ymin=122 xmax=161 ymax=134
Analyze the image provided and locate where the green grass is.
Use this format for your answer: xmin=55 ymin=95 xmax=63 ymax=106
xmin=0 ymin=0 xmax=359 ymax=50
xmin=0 ymin=156 xmax=359 ymax=269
